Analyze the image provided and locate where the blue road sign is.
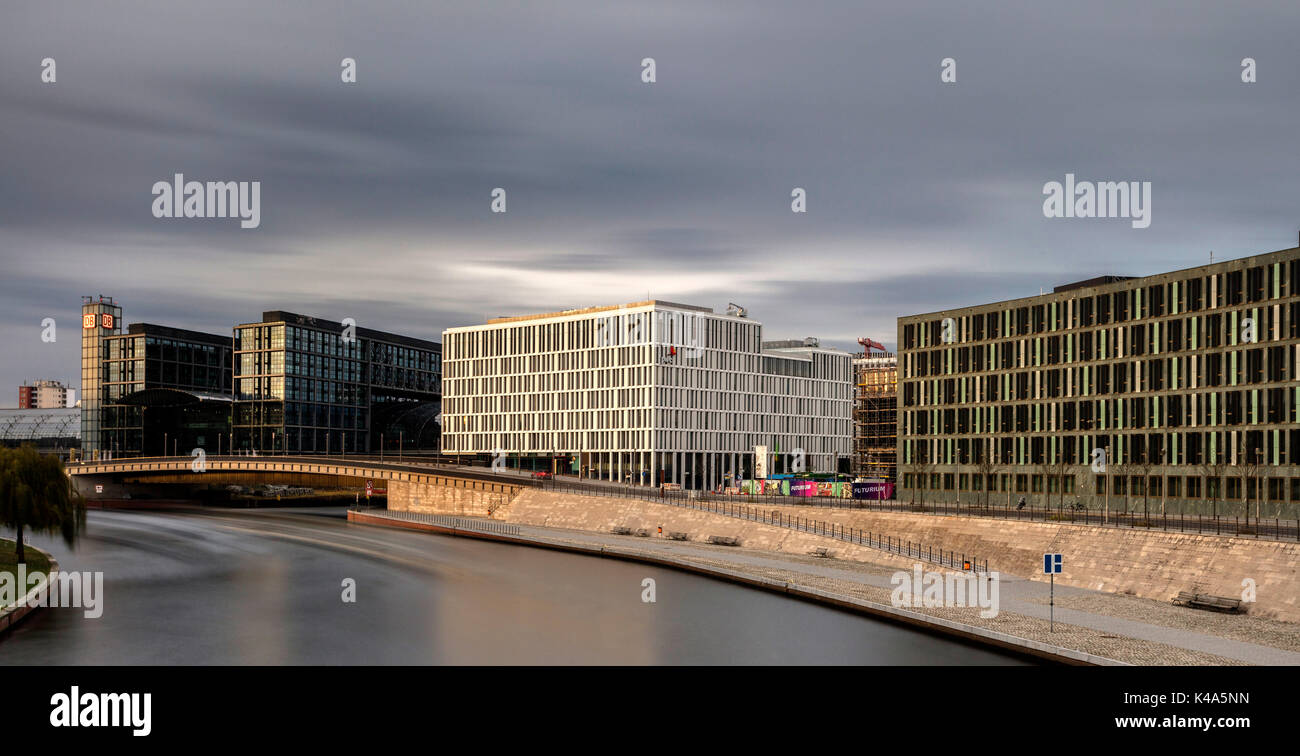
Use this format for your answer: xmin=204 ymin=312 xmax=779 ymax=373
xmin=1043 ymin=553 xmax=1062 ymax=574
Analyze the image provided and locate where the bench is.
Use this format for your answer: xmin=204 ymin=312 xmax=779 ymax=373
xmin=707 ymin=535 xmax=740 ymax=546
xmin=610 ymin=526 xmax=634 ymax=535
xmin=633 ymin=528 xmax=651 ymax=537
xmin=1172 ymin=591 xmax=1244 ymax=613
xmin=808 ymin=546 xmax=831 ymax=558
xmin=666 ymin=531 xmax=689 ymax=541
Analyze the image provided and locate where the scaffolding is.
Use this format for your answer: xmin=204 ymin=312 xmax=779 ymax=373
xmin=853 ymin=353 xmax=897 ymax=482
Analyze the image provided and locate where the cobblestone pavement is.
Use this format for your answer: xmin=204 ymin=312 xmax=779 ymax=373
xmin=511 ymin=523 xmax=1299 ymax=666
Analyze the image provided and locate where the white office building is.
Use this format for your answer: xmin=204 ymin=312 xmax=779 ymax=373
xmin=441 ymin=301 xmax=852 ymax=489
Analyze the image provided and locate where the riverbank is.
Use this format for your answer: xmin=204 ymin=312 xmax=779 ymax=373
xmin=489 ymin=489 xmax=1300 ymax=623
xmin=0 ymin=537 xmax=57 ymax=637
xmin=351 ymin=507 xmax=1300 ymax=665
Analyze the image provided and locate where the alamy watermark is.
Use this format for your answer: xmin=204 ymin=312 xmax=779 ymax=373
xmin=1043 ymin=173 xmax=1151 ymax=229
xmin=151 ymin=173 xmax=260 ymax=229
xmin=50 ymin=686 xmax=150 ymax=737
xmin=891 ymin=563 xmax=1000 ymax=618
xmin=594 ymin=310 xmax=705 ymax=361
xmin=1 ymin=565 xmax=104 ymax=618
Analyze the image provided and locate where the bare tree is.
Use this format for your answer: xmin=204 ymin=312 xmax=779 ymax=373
xmin=1034 ymin=459 xmax=1055 ymax=511
xmin=974 ymin=438 xmax=998 ymax=511
xmin=1110 ymin=458 xmax=1131 ymax=515
xmin=1074 ymin=467 xmax=1097 ymax=518
xmin=1238 ymin=437 xmax=1264 ymax=530
xmin=1048 ymin=455 xmax=1072 ymax=510
xmin=905 ymin=461 xmax=934 ymax=508
xmin=1133 ymin=453 xmax=1155 ymax=526
xmin=1199 ymin=458 xmax=1229 ymax=521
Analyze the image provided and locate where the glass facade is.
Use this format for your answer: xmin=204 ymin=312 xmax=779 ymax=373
xmin=100 ymin=325 xmax=233 ymax=456
xmin=232 ymin=313 xmax=441 ymax=454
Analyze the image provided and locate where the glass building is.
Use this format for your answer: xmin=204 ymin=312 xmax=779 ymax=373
xmin=100 ymin=324 xmax=234 ymax=456
xmin=0 ymin=408 xmax=80 ymax=459
xmin=232 ymin=312 xmax=441 ymax=454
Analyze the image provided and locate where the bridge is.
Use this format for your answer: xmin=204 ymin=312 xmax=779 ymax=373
xmin=68 ymin=455 xmax=532 ymax=515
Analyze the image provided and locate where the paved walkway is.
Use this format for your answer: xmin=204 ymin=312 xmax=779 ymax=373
xmin=506 ymin=521 xmax=1300 ymax=665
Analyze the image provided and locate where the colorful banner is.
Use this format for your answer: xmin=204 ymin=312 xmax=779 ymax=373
xmin=852 ymin=480 xmax=894 ymax=500
xmin=790 ymin=480 xmax=817 ymax=497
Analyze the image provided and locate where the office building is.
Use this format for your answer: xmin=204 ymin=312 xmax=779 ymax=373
xmin=897 ymin=244 xmax=1300 ymax=515
xmin=100 ymin=323 xmax=234 ymax=456
xmin=18 ymin=379 xmax=71 ymax=409
xmin=232 ymin=312 xmax=441 ymax=454
xmin=441 ymin=300 xmax=852 ymax=489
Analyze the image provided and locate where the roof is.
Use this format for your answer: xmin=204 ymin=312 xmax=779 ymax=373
xmin=242 ymin=311 xmax=441 ymax=352
xmin=899 ymin=243 xmax=1300 ymax=321
xmin=0 ymin=408 xmax=80 ymax=443
xmin=120 ymin=323 xmax=232 ymax=347
xmin=484 ymin=300 xmax=715 ymax=326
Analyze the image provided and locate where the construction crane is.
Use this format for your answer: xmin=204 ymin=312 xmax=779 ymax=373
xmin=857 ymin=337 xmax=887 ymax=354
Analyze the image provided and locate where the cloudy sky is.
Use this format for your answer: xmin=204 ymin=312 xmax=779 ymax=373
xmin=2 ymin=0 xmax=1298 ymax=399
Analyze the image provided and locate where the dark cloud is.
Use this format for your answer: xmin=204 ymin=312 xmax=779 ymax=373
xmin=2 ymin=0 xmax=1299 ymax=398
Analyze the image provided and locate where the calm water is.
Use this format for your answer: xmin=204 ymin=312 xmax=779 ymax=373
xmin=1 ymin=507 xmax=1027 ymax=665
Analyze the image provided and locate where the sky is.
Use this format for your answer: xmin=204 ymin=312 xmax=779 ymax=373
xmin=2 ymin=0 xmax=1298 ymax=400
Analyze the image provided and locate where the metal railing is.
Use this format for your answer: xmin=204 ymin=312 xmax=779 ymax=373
xmin=541 ymin=482 xmax=988 ymax=573
xmin=536 ymin=477 xmax=1300 ymax=543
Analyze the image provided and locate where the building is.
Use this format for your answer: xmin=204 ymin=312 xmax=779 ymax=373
xmin=18 ymin=379 xmax=71 ymax=409
xmin=232 ymin=311 xmax=442 ymax=454
xmin=853 ymin=352 xmax=897 ymax=482
xmin=100 ymin=323 xmax=234 ymax=456
xmin=80 ymin=295 xmax=123 ymax=456
xmin=896 ymin=244 xmax=1300 ymax=518
xmin=440 ymin=301 xmax=852 ymax=489
xmin=80 ymin=295 xmax=234 ymax=457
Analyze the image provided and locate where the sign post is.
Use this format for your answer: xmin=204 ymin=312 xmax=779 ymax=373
xmin=365 ymin=480 xmax=373 ymax=503
xmin=1043 ymin=552 xmax=1063 ymax=632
